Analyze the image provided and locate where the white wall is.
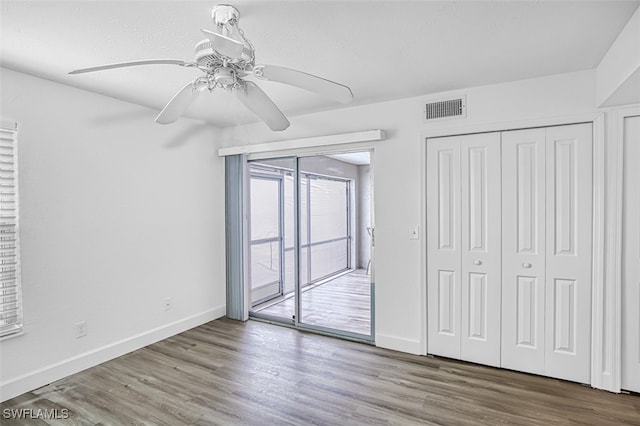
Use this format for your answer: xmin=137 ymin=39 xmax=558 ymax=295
xmin=221 ymin=70 xmax=597 ymax=354
xmin=0 ymin=68 xmax=226 ymax=401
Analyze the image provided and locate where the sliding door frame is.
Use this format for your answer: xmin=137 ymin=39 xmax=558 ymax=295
xmin=247 ymin=150 xmax=375 ymax=343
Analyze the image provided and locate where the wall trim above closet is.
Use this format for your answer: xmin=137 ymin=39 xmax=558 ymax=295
xmin=420 ymin=111 xmax=613 ymax=390
xmin=421 ymin=113 xmax=600 ymax=139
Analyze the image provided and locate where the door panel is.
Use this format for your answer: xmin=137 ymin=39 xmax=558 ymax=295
xmin=622 ymin=115 xmax=640 ymax=392
xmin=501 ymin=128 xmax=546 ymax=375
xmin=427 ymin=136 xmax=461 ymax=358
xmin=460 ymin=132 xmax=501 ymax=367
xmin=544 ymin=123 xmax=592 ymax=384
xmin=249 ymin=175 xmax=283 ymax=304
xmin=248 ymin=160 xmax=297 ymax=323
xmin=296 ymin=155 xmax=370 ymax=337
xmin=516 ymin=275 xmax=539 ymax=347
xmin=517 ymin=142 xmax=539 ymax=254
xmin=438 ymin=270 xmax=456 ymax=335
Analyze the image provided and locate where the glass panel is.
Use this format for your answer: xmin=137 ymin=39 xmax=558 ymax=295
xmin=250 ymin=178 xmax=279 ymax=240
xmin=249 ymin=173 xmax=281 ymax=306
xmin=248 ymin=159 xmax=295 ymax=322
xmin=299 ymin=246 xmax=310 ymax=287
xmin=250 ymin=242 xmax=279 ymax=289
xmin=299 ymin=176 xmax=309 ymax=245
xmin=284 ymin=173 xmax=295 ymax=247
xmin=298 ymin=154 xmax=371 ymax=337
xmin=309 ymin=178 xmax=348 ymax=242
xmin=310 ymin=240 xmax=349 ymax=282
xmin=283 ymin=249 xmax=295 ymax=294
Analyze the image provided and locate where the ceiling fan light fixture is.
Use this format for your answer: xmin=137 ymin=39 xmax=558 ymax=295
xmin=214 ymin=66 xmax=236 ymax=87
xmin=68 ymin=4 xmax=354 ymax=130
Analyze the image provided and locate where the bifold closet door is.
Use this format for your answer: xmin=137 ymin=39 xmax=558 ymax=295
xmin=501 ymin=128 xmax=546 ymax=375
xmin=427 ymin=133 xmax=501 ymax=366
xmin=501 ymin=123 xmax=592 ymax=384
xmin=460 ymin=133 xmax=501 ymax=367
xmin=427 ymin=136 xmax=461 ymax=358
xmin=622 ymin=115 xmax=640 ymax=393
xmin=543 ymin=124 xmax=592 ymax=383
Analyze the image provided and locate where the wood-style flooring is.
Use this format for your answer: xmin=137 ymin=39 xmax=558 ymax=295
xmin=2 ymin=318 xmax=640 ymax=425
xmin=256 ymin=269 xmax=371 ymax=336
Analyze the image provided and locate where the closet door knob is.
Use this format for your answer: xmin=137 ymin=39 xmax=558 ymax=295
xmin=522 ymin=263 xmax=532 ymax=268
xmin=474 ymin=260 xmax=482 ymax=265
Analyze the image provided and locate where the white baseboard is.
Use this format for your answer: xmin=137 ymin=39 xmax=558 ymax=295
xmin=0 ymin=305 xmax=225 ymax=402
xmin=375 ymin=333 xmax=424 ymax=355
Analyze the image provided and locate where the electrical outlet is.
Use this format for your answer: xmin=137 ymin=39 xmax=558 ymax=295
xmin=75 ymin=321 xmax=87 ymax=338
xmin=163 ymin=297 xmax=172 ymax=311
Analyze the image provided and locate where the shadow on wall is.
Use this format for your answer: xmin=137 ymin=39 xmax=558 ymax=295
xmin=161 ymin=123 xmax=214 ymax=149
xmin=89 ymin=106 xmax=216 ymax=150
xmin=89 ymin=108 xmax=157 ymax=126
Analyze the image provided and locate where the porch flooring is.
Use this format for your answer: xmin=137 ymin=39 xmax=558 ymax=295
xmin=254 ymin=269 xmax=372 ymax=336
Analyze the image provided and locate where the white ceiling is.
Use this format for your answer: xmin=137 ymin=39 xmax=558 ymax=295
xmin=1 ymin=1 xmax=638 ymax=129
xmin=327 ymin=151 xmax=370 ymax=166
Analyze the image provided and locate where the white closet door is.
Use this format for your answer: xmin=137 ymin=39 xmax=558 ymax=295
xmin=501 ymin=128 xmax=547 ymax=375
xmin=622 ymin=115 xmax=640 ymax=392
xmin=460 ymin=133 xmax=502 ymax=367
xmin=544 ymin=123 xmax=592 ymax=384
xmin=427 ymin=136 xmax=461 ymax=358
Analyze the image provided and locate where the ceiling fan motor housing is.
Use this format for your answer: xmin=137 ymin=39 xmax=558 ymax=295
xmin=194 ymin=39 xmax=220 ymax=68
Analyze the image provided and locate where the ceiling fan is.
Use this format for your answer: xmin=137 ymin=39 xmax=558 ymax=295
xmin=69 ymin=4 xmax=354 ymax=131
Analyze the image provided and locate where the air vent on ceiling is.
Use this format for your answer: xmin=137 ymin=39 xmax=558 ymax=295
xmin=424 ymin=95 xmax=466 ymax=121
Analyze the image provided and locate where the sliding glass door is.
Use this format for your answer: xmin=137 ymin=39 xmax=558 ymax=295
xmin=248 ymin=159 xmax=295 ymax=322
xmin=247 ymin=152 xmax=373 ymax=340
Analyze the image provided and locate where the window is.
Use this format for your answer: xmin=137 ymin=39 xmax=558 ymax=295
xmin=0 ymin=120 xmax=23 ymax=338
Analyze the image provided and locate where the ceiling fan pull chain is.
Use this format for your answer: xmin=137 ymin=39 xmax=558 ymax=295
xmin=237 ymin=26 xmax=255 ymax=65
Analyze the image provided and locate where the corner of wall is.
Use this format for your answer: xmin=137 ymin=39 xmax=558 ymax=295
xmin=596 ymin=6 xmax=640 ymax=107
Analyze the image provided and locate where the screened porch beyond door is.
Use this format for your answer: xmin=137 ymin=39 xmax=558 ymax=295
xmin=253 ymin=269 xmax=371 ymax=336
xmin=248 ymin=153 xmax=373 ymax=340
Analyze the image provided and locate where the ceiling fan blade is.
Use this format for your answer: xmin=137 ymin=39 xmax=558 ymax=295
xmin=201 ymin=29 xmax=244 ymax=59
xmin=155 ymin=82 xmax=206 ymax=125
xmin=69 ymin=59 xmax=192 ymax=74
xmin=236 ymin=82 xmax=290 ymax=131
xmin=253 ymin=65 xmax=354 ymax=104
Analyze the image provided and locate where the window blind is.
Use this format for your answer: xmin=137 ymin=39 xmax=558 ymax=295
xmin=0 ymin=120 xmax=22 ymax=338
